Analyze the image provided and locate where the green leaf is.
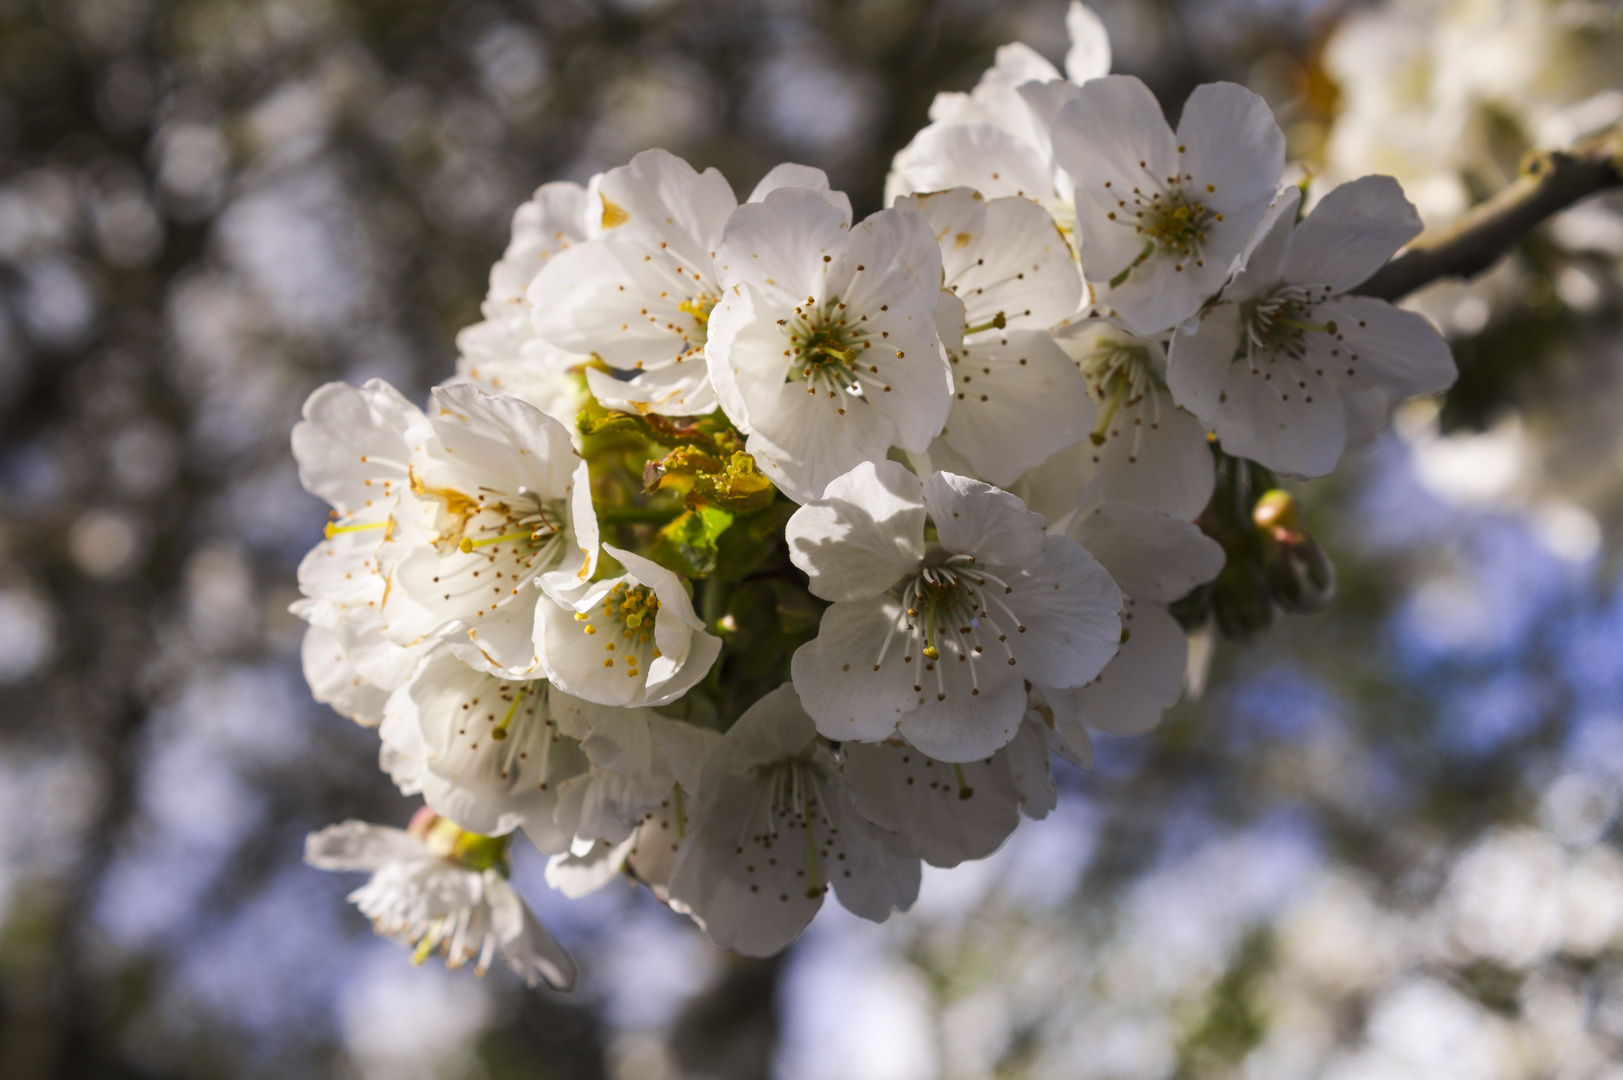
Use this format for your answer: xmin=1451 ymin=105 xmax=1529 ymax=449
xmin=647 ymin=505 xmax=734 ymax=577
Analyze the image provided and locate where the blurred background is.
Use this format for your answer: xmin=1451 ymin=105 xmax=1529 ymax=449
xmin=3 ymin=0 xmax=1623 ymax=1077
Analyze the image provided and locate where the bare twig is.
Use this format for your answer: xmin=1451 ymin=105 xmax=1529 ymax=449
xmin=1352 ymin=133 xmax=1623 ymax=302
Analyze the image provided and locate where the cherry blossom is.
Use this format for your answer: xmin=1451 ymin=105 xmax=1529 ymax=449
xmin=1050 ymin=75 xmax=1286 ymax=335
xmin=1166 ymin=178 xmax=1456 ymax=476
xmin=666 ymin=684 xmax=921 ymax=956
xmin=705 ymin=188 xmax=951 ymax=502
xmin=788 ymin=461 xmax=1122 ymax=761
xmin=305 ymin=815 xmax=576 ymax=989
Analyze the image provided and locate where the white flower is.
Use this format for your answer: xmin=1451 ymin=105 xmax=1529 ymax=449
xmin=291 ymin=380 xmax=437 ymax=722
xmin=378 ymin=384 xmax=598 ymax=677
xmin=300 ymin=622 xmax=390 ymax=728
xmin=305 ymin=816 xmax=576 ymax=990
xmin=787 ymin=460 xmax=1122 ymax=761
xmin=536 ymin=544 xmax=722 ymax=708
xmin=378 ymin=649 xmax=591 ymax=852
xmin=1049 ymin=76 xmax=1286 ymax=335
xmin=547 ymin=710 xmax=719 ymax=900
xmin=551 ymin=700 xmax=715 ymax=850
xmin=705 ymin=187 xmax=951 ymax=502
xmin=454 ymin=314 xmax=587 ymax=430
xmin=666 ymin=683 xmax=921 ymax=957
xmin=456 ymin=181 xmax=592 ymax=424
xmin=897 ymin=188 xmax=1094 ymax=486
xmin=1166 ymin=178 xmax=1457 ymax=477
xmin=531 ymin=152 xmax=844 ymax=417
xmin=1031 ymin=318 xmax=1215 ymax=522
xmin=291 ymin=379 xmax=426 ymax=617
xmin=1033 ymin=501 xmax=1225 ymax=765
xmin=839 ymin=717 xmax=1056 ymax=869
xmin=885 ymin=2 xmax=1113 ymax=231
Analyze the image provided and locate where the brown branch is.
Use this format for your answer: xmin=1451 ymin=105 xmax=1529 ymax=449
xmin=1352 ymin=134 xmax=1623 ymax=303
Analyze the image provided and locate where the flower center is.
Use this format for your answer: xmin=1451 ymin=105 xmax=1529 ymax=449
xmin=447 ymin=489 xmax=567 ymax=568
xmin=678 ymin=294 xmax=716 ymax=350
xmin=751 ymin=751 xmax=833 ymax=899
xmin=1135 ymin=185 xmax=1216 ymax=257
xmin=1243 ymin=286 xmax=1339 ymax=361
xmin=867 ymin=553 xmax=1028 ymax=703
xmin=1077 ymin=339 xmax=1160 ymax=447
xmin=574 ymin=582 xmax=662 ymax=680
xmin=783 ymin=296 xmax=882 ymax=406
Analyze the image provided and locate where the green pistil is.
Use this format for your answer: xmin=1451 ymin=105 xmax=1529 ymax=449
xmin=952 ymin=763 xmax=974 ymax=801
xmin=804 ymin=799 xmax=821 ymax=899
xmin=964 ymin=311 xmax=1007 ymax=336
xmin=490 ymin=685 xmax=526 ymax=741
xmin=1090 ymin=376 xmax=1129 ymax=446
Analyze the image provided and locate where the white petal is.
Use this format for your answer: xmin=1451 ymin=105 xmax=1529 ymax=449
xmin=1067 ymin=503 xmax=1225 ymax=604
xmin=787 ymin=459 xmax=926 ymax=602
xmin=714 ymin=187 xmax=853 ymax=308
xmin=454 ymin=317 xmax=586 ymax=425
xmin=302 ymin=623 xmax=388 ymax=727
xmin=1083 ymin=392 xmax=1216 ymax=522
xmin=922 ymin=471 xmax=1049 ymax=569
xmin=1165 ymin=301 xmax=1241 ymax=427
xmin=1005 ymin=718 xmax=1057 ymax=819
xmin=648 ymin=717 xmax=720 ymax=796
xmin=1002 ymin=535 xmax=1122 ymax=688
xmin=830 ymin=206 xmax=951 ymax=451
xmin=744 ymin=387 xmax=900 ymax=505
xmin=421 ymin=384 xmax=580 ymax=502
xmin=1052 ymin=75 xmax=1179 ymax=278
xmin=887 ymin=122 xmax=1056 ymax=205
xmin=304 ymin=821 xmax=425 ymax=872
xmin=584 ymin=361 xmax=717 ymax=418
xmin=592 ymin=148 xmax=737 ymax=259
xmin=486 ymin=872 xmax=578 ymax=990
xmin=1228 ymin=186 xmax=1299 ymax=301
xmin=548 ymin=692 xmax=657 ymax=775
xmin=840 ymin=740 xmax=1023 ymax=866
xmin=1072 ymin=600 xmax=1187 ymax=736
xmin=666 ymin=766 xmax=826 ymax=955
xmin=1216 ymin=345 xmax=1349 ymax=477
xmin=894 ymin=665 xmax=1028 ymax=762
xmin=1064 ymin=2 xmax=1113 ymax=83
xmin=292 ymin=379 xmax=422 ymax=514
xmin=1314 ymin=295 xmax=1456 ymax=399
xmin=554 ymin=766 xmax=667 ymax=845
xmin=791 ymin=599 xmax=918 ymax=744
xmin=941 ymin=331 xmax=1094 ymax=487
xmin=546 ymin=836 xmax=635 ymax=899
xmin=1283 ymin=175 xmax=1422 ymax=294
xmin=903 ymin=190 xmax=1081 ymax=330
xmin=668 ymin=685 xmax=918 ymax=953
xmin=749 ymin=165 xmax=848 ymax=222
xmin=383 ymin=653 xmax=588 ymax=838
xmin=626 ymin=803 xmax=684 ymax=896
xmin=488 ymin=181 xmax=589 ymax=308
xmin=1175 ymin=81 xmax=1285 ymax=246
xmin=531 ymin=238 xmax=711 ymax=369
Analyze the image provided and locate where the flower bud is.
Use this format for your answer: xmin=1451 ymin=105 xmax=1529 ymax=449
xmin=410 ymin=808 xmax=509 ymax=873
xmin=1265 ymin=532 xmax=1337 ymax=613
xmin=1252 ymin=489 xmax=1335 ymax=613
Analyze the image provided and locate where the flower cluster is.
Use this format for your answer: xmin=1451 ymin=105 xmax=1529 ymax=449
xmin=295 ymin=4 xmax=1455 ymax=979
